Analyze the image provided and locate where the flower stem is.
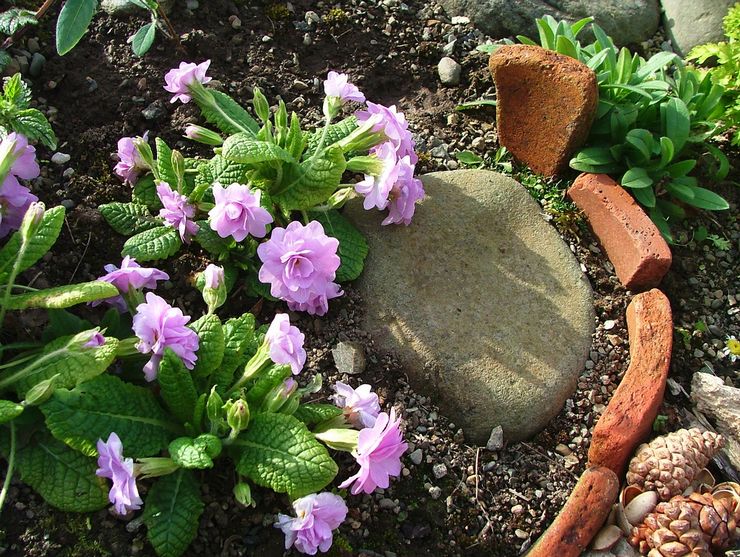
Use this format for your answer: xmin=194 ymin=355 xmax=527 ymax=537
xmin=0 ymin=230 xmax=29 ymax=329
xmin=0 ymin=421 xmax=17 ymax=513
xmin=157 ymin=3 xmax=184 ymax=53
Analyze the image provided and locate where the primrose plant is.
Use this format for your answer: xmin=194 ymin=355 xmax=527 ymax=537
xmin=101 ymin=61 xmax=424 ymax=315
xmin=1 ymin=255 xmax=408 ymax=556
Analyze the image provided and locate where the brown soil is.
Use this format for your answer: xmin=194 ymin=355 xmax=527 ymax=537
xmin=0 ymin=1 xmax=738 ymax=557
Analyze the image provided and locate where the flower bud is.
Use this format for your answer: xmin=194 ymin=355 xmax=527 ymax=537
xmin=83 ymin=331 xmax=106 ymax=348
xmin=19 ymin=202 xmax=45 ymax=240
xmin=206 ymin=386 xmax=224 ymax=426
xmin=133 ymin=137 xmax=155 ymax=170
xmin=314 ymin=428 xmax=359 ymax=453
xmin=261 ymin=378 xmax=298 ymax=413
xmin=23 ymin=373 xmax=60 ymax=406
xmin=201 ymin=264 xmax=227 ymax=312
xmin=136 ymin=457 xmax=180 ymax=479
xmin=226 ymin=399 xmax=250 ymax=434
xmin=184 ymin=124 xmax=223 ymax=146
xmin=233 ymin=482 xmax=255 ymax=507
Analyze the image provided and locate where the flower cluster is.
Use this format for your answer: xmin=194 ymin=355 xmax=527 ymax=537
xmin=275 ymin=493 xmax=348 ymax=555
xmin=208 ymin=182 xmax=273 ymax=242
xmin=157 ymin=182 xmax=199 ymax=243
xmin=132 ymin=292 xmax=199 ymax=381
xmin=96 ymin=432 xmax=142 ymax=515
xmin=339 ymin=407 xmax=407 ymax=495
xmin=93 ymin=256 xmax=169 ymax=312
xmin=114 ymin=133 xmax=149 ymax=184
xmin=257 ymin=221 xmax=342 ymax=316
xmin=164 ymin=60 xmax=212 ymax=104
xmin=265 ymin=313 xmax=306 ymax=374
xmin=0 ymin=133 xmax=39 ymax=238
xmin=354 ymin=100 xmax=425 ymax=225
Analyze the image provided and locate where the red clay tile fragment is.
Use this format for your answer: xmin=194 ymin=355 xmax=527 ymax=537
xmin=488 ymin=44 xmax=598 ymax=177
xmin=587 ymin=289 xmax=673 ymax=476
xmin=527 ymin=466 xmax=619 ymax=557
xmin=568 ymin=173 xmax=672 ymax=290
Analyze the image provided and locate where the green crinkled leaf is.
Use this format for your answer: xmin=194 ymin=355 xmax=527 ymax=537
xmin=122 ymin=226 xmax=182 ymax=262
xmin=158 ymin=349 xmax=198 ymax=426
xmin=194 ymin=222 xmax=230 ymax=256
xmin=15 ymin=431 xmax=108 ymax=512
xmin=211 ymin=313 xmax=256 ymax=392
xmin=221 ymin=134 xmax=296 ymax=165
xmin=272 ymin=146 xmax=346 ymax=210
xmin=168 ymin=434 xmax=221 ymax=469
xmin=233 ymin=413 xmax=338 ymax=498
xmin=3 ymin=74 xmax=32 ymax=108
xmin=0 ymin=50 xmax=11 ymax=70
xmin=42 ymin=309 xmax=93 ymax=342
xmin=40 ymin=374 xmax=173 ymax=458
xmin=196 ymin=89 xmax=260 ymax=137
xmin=0 ymin=331 xmax=118 ymax=396
xmin=55 ymin=0 xmax=97 ymax=56
xmin=5 ymin=281 xmax=119 ymax=310
xmin=133 ymin=174 xmax=162 ymax=210
xmin=199 ymin=154 xmax=251 ymax=189
xmin=155 ymin=138 xmax=177 ymax=188
xmin=292 ymin=403 xmax=343 ymax=427
xmin=0 ymin=400 xmax=23 ymax=424
xmin=12 ymin=108 xmax=57 ymax=149
xmin=143 ymin=469 xmax=204 ymax=557
xmin=189 ymin=314 xmax=225 ymax=378
xmin=0 ymin=206 xmax=65 ymax=284
xmin=100 ymin=202 xmax=160 ymax=235
xmin=309 ymin=210 xmax=368 ymax=282
xmin=305 ymin=116 xmax=358 ymax=156
xmin=0 ymin=8 xmax=37 ymax=35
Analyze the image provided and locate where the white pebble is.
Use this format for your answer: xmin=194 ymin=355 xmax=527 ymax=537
xmin=51 ymin=152 xmax=70 ymax=165
xmin=603 ymin=319 xmax=616 ymax=330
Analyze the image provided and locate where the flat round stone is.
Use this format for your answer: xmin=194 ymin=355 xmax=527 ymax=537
xmin=344 ymin=170 xmax=594 ymax=444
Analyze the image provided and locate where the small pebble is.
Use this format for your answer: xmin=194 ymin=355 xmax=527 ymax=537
xmin=437 ymin=57 xmax=461 ymax=85
xmin=432 ymin=463 xmax=447 ymax=479
xmin=51 ymin=152 xmax=71 ymax=165
xmin=603 ymin=319 xmax=616 ymax=330
xmin=409 ymin=448 xmax=423 ymax=465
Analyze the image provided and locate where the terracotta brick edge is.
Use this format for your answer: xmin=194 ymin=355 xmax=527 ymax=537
xmin=587 ymin=289 xmax=673 ymax=476
xmin=568 ymin=173 xmax=672 ymax=290
xmin=526 ymin=466 xmax=619 ymax=557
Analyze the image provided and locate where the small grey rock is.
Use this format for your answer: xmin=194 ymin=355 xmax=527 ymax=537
xmin=60 ymin=199 xmax=75 ymax=210
xmin=51 ymin=152 xmax=71 ymax=165
xmin=27 ymin=38 xmax=40 ymax=54
xmin=142 ymin=101 xmax=166 ymax=121
xmin=331 ymin=341 xmax=366 ymax=375
xmin=379 ymin=498 xmax=395 ymax=509
xmin=486 ymin=425 xmax=504 ymax=451
xmin=432 ymin=463 xmax=447 ymax=479
xmin=29 ymin=53 xmax=45 ymax=78
xmin=409 ymin=448 xmax=423 ymax=465
xmin=437 ymin=57 xmax=461 ymax=85
xmin=429 ymin=486 xmax=442 ymax=499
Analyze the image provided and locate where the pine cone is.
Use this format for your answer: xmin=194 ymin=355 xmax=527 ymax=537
xmin=629 ymin=492 xmax=739 ymax=556
xmin=626 ymin=429 xmax=724 ymax=501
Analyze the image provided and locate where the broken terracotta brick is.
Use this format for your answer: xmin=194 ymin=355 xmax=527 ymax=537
xmin=488 ymin=44 xmax=598 ymax=177
xmin=527 ymin=466 xmax=620 ymax=557
xmin=568 ymin=173 xmax=672 ymax=290
xmin=588 ymin=289 xmax=673 ymax=476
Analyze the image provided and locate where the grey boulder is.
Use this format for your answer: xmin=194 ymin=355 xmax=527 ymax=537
xmin=344 ymin=170 xmax=594 ymax=444
xmin=437 ymin=0 xmax=660 ymax=46
xmin=662 ymin=0 xmax=735 ymax=56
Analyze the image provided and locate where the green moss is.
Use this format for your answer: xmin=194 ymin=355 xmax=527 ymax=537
xmin=265 ymin=3 xmax=291 ymax=21
xmin=58 ymin=515 xmax=111 ymax=557
xmin=322 ymin=8 xmax=348 ymax=25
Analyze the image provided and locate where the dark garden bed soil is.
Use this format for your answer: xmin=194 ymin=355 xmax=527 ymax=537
xmin=0 ymin=1 xmax=738 ymax=556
